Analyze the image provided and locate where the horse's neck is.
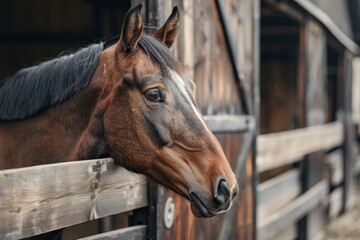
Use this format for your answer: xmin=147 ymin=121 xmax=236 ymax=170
xmin=0 ymin=83 xmax=107 ymax=169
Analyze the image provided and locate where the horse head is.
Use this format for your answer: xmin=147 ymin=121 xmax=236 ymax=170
xmin=99 ymin=4 xmax=238 ymax=218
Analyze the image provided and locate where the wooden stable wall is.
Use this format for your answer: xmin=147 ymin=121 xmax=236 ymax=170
xmin=258 ymin=1 xmax=360 ymax=240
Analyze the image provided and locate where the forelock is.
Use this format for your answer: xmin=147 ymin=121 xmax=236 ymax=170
xmin=138 ymin=34 xmax=183 ymax=75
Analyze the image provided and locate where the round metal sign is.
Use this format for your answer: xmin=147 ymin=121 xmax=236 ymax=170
xmin=164 ymin=197 xmax=175 ymax=228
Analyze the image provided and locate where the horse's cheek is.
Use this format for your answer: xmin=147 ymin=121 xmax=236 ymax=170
xmin=102 ymin=105 xmax=152 ymax=173
xmin=103 ymin=107 xmax=126 ymax=154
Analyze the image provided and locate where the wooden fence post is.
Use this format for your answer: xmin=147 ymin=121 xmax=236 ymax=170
xmin=298 ymin=20 xmax=327 ymax=240
xmin=342 ymin=51 xmax=356 ymax=212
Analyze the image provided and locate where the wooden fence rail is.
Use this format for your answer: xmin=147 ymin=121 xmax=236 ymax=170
xmin=78 ymin=225 xmax=147 ymax=240
xmin=257 ymin=121 xmax=344 ymax=172
xmin=0 ymin=158 xmax=147 ymax=239
xmin=257 ymin=169 xmax=301 ymax=220
xmin=257 ymin=180 xmax=328 ymax=240
xmin=256 ymin=122 xmax=345 ymax=239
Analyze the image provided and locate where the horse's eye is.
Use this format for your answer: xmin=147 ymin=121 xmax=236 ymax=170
xmin=145 ymin=89 xmax=165 ymax=102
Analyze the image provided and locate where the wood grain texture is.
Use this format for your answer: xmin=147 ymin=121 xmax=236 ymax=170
xmin=257 ymin=180 xmax=328 ymax=240
xmin=78 ymin=225 xmax=146 ymax=240
xmin=205 ymin=115 xmax=254 ymax=133
xmin=193 ymin=0 xmax=212 ymax=115
xmin=257 ymin=121 xmax=344 ymax=172
xmin=0 ymin=158 xmax=147 ymax=239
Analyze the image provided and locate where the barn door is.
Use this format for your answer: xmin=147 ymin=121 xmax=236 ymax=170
xmin=131 ymin=0 xmax=259 ymax=239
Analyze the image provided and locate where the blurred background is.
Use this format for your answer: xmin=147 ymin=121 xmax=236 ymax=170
xmin=1 ymin=0 xmax=360 ymax=239
xmin=0 ymin=0 xmax=130 ymax=80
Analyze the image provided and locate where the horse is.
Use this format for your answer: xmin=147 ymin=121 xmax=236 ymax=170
xmin=0 ymin=4 xmax=238 ymax=223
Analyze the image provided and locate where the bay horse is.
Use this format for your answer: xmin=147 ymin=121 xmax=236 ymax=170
xmin=0 ymin=4 xmax=238 ymax=222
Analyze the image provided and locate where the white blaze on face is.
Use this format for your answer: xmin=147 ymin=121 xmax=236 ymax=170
xmin=169 ymin=69 xmax=211 ymax=134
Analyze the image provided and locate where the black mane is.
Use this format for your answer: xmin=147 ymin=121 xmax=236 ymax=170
xmin=0 ymin=43 xmax=103 ymax=121
xmin=0 ymin=34 xmax=181 ymax=121
xmin=138 ymin=34 xmax=182 ymax=74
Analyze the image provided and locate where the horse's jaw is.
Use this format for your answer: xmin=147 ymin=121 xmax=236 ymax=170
xmin=153 ymin=145 xmax=235 ymax=218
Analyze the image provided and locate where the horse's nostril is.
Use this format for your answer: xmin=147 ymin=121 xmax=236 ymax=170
xmin=232 ymin=188 xmax=238 ymax=200
xmin=215 ymin=179 xmax=230 ymax=205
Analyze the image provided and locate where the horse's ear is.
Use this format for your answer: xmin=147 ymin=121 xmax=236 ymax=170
xmin=119 ymin=4 xmax=143 ymax=52
xmin=153 ymin=6 xmax=180 ymax=48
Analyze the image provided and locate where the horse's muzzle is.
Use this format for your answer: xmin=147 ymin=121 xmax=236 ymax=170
xmin=189 ymin=192 xmax=215 ymax=218
xmin=189 ymin=178 xmax=239 ymax=218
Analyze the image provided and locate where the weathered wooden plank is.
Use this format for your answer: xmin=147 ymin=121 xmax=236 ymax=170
xmin=355 ymin=155 xmax=360 ymax=175
xmin=78 ymin=225 xmax=146 ymax=240
xmin=257 ymin=169 xmax=300 ymax=220
xmin=180 ymin=0 xmax=194 ymax=79
xmin=329 ymin=187 xmax=343 ymax=220
xmin=257 ymin=180 xmax=328 ymax=240
xmin=325 ymin=150 xmax=343 ymax=186
xmin=343 ymin=52 xmax=356 ymax=212
xmin=298 ymin=20 xmax=328 ymax=240
xmin=293 ymin=0 xmax=360 ymax=55
xmin=271 ymin=224 xmax=297 ymax=240
xmin=204 ymin=115 xmax=253 ymax=133
xmin=257 ymin=122 xmax=343 ymax=172
xmin=0 ymin=158 xmax=147 ymax=239
xmin=193 ymin=0 xmax=212 ymax=115
xmin=352 ymin=58 xmax=360 ymax=125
